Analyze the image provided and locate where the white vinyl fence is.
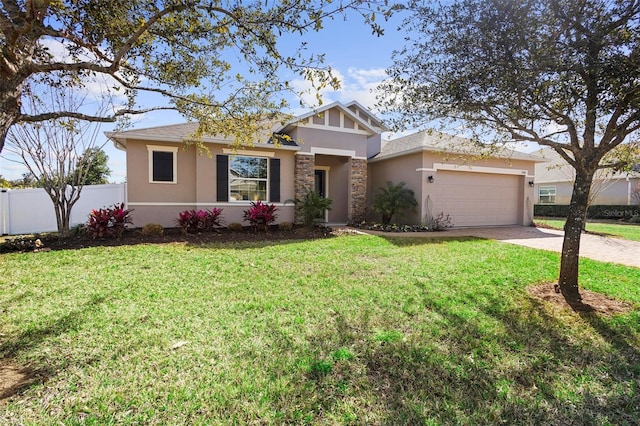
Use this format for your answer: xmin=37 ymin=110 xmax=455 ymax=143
xmin=0 ymin=183 xmax=126 ymax=235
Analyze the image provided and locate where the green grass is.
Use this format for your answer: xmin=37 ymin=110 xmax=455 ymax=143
xmin=535 ymin=217 xmax=640 ymax=242
xmin=1 ymin=236 xmax=639 ymax=424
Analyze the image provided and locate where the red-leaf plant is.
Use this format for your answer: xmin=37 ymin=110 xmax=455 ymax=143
xmin=177 ymin=208 xmax=224 ymax=233
xmin=242 ymin=201 xmax=278 ymax=232
xmin=87 ymin=203 xmax=133 ymax=239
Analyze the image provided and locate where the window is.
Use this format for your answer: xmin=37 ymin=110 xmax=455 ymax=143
xmin=229 ymin=156 xmax=268 ymax=201
xmin=147 ymin=145 xmax=178 ymax=183
xmin=539 ymin=186 xmax=556 ymax=204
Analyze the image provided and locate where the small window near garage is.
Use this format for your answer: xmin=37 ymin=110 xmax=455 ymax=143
xmin=147 ymin=145 xmax=178 ymax=184
xmin=229 ymin=156 xmax=268 ymax=201
xmin=539 ymin=186 xmax=556 ymax=204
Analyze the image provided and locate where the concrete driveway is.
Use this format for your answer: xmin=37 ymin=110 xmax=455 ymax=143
xmin=361 ymin=226 xmax=640 ymax=269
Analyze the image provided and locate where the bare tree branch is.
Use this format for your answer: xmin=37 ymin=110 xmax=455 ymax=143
xmin=18 ymin=106 xmax=176 ymax=123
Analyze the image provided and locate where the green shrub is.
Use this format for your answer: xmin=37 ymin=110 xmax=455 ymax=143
xmin=71 ymin=223 xmax=87 ymax=236
xmin=228 ymin=222 xmax=243 ymax=232
xmin=629 ymin=215 xmax=640 ymax=224
xmin=278 ymin=221 xmax=293 ymax=231
xmin=372 ymin=181 xmax=418 ymax=226
xmin=141 ymin=223 xmax=164 ymax=236
xmin=288 ymin=190 xmax=333 ymax=227
xmin=587 ymin=205 xmax=640 ymax=219
xmin=535 ymin=204 xmax=640 ymax=219
xmin=534 ymin=204 xmax=569 ymax=218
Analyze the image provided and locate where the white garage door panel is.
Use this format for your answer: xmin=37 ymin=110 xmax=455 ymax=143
xmin=433 ymin=171 xmax=520 ymax=227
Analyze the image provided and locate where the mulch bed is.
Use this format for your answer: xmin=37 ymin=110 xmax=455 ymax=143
xmin=527 ymin=283 xmax=634 ymax=315
xmin=0 ymin=226 xmax=344 ymax=253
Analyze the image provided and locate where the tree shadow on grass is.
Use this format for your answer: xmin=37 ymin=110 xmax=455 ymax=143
xmin=380 ymin=235 xmax=484 ymax=247
xmin=0 ymin=294 xmax=107 ymax=404
xmin=267 ymin=288 xmax=640 ymax=424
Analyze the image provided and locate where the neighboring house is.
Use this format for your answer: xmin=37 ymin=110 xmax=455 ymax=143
xmin=107 ymin=102 xmax=543 ymax=228
xmin=368 ymin=131 xmax=543 ymax=227
xmin=534 ymin=147 xmax=640 ymax=206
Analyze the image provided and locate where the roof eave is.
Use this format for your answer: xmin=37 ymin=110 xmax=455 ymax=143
xmin=104 ymin=132 xmax=300 ymax=151
xmin=370 ymin=145 xmax=547 ymax=163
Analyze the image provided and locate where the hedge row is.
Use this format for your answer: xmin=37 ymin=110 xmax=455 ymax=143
xmin=535 ymin=204 xmax=640 ymax=219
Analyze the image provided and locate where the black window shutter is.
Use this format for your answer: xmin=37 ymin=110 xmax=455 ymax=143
xmin=216 ymin=155 xmax=229 ymax=202
xmin=269 ymin=158 xmax=281 ymax=202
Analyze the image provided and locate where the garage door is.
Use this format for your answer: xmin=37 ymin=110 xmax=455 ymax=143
xmin=432 ymin=171 xmax=520 ymax=227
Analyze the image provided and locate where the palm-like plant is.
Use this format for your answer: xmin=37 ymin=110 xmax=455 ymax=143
xmin=289 ymin=190 xmax=333 ymax=227
xmin=372 ymin=181 xmax=418 ymax=226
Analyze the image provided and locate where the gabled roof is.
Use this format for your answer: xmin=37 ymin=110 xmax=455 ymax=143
xmin=343 ymin=100 xmax=388 ymax=131
xmin=370 ymin=130 xmax=546 ymax=162
xmin=106 ymin=101 xmax=386 ymax=150
xmin=276 ymin=101 xmax=388 ymax=135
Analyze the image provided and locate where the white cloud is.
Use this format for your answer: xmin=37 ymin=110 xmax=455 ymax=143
xmin=37 ymin=38 xmax=128 ymax=105
xmin=287 ymin=67 xmax=389 ymax=113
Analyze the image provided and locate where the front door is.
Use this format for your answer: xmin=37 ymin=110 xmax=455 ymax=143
xmin=314 ymin=169 xmax=328 ymax=222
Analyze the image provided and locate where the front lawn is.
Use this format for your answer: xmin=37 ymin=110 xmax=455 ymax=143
xmin=1 ymin=236 xmax=639 ymax=424
xmin=535 ymin=217 xmax=640 ymax=242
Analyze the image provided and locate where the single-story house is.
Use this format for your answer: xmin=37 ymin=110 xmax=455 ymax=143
xmin=534 ymin=147 xmax=640 ymax=206
xmin=107 ymin=101 xmax=543 ymax=228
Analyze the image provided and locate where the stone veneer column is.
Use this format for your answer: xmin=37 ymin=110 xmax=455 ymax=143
xmin=294 ymin=154 xmax=315 ymax=223
xmin=350 ymin=158 xmax=367 ymax=222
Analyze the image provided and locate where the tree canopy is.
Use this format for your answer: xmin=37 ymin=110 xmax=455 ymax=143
xmin=73 ymin=147 xmax=111 ymax=185
xmin=0 ymin=0 xmax=388 ymax=153
xmin=379 ymin=0 xmax=640 ymax=303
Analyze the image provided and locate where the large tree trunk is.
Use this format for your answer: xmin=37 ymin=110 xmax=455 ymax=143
xmin=0 ymin=95 xmax=20 ymax=154
xmin=558 ymin=170 xmax=595 ymax=304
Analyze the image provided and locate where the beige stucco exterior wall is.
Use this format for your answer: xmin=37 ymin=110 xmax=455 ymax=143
xmin=125 ymin=138 xmax=296 ymax=227
xmin=289 ymin=127 xmax=369 ymax=159
xmin=126 ymin=139 xmax=197 ymax=204
xmin=368 ymin=153 xmax=423 ymax=224
xmin=368 ymin=151 xmax=537 ymax=226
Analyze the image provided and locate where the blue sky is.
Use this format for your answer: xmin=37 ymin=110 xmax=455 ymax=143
xmin=0 ymin=9 xmax=409 ymax=183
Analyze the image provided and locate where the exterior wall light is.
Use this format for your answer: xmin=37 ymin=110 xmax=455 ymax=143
xmin=428 ymin=175 xmax=434 ymax=183
xmin=529 ymin=180 xmax=535 ymax=187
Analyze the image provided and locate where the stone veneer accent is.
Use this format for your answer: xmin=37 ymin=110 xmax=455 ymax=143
xmin=350 ymin=158 xmax=367 ymax=221
xmin=294 ymin=154 xmax=315 ymax=223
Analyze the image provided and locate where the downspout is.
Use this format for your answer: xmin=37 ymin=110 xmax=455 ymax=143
xmin=627 ymin=176 xmax=631 ymax=206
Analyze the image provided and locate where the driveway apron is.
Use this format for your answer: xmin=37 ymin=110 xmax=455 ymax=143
xmin=360 ymin=226 xmax=640 ymax=269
